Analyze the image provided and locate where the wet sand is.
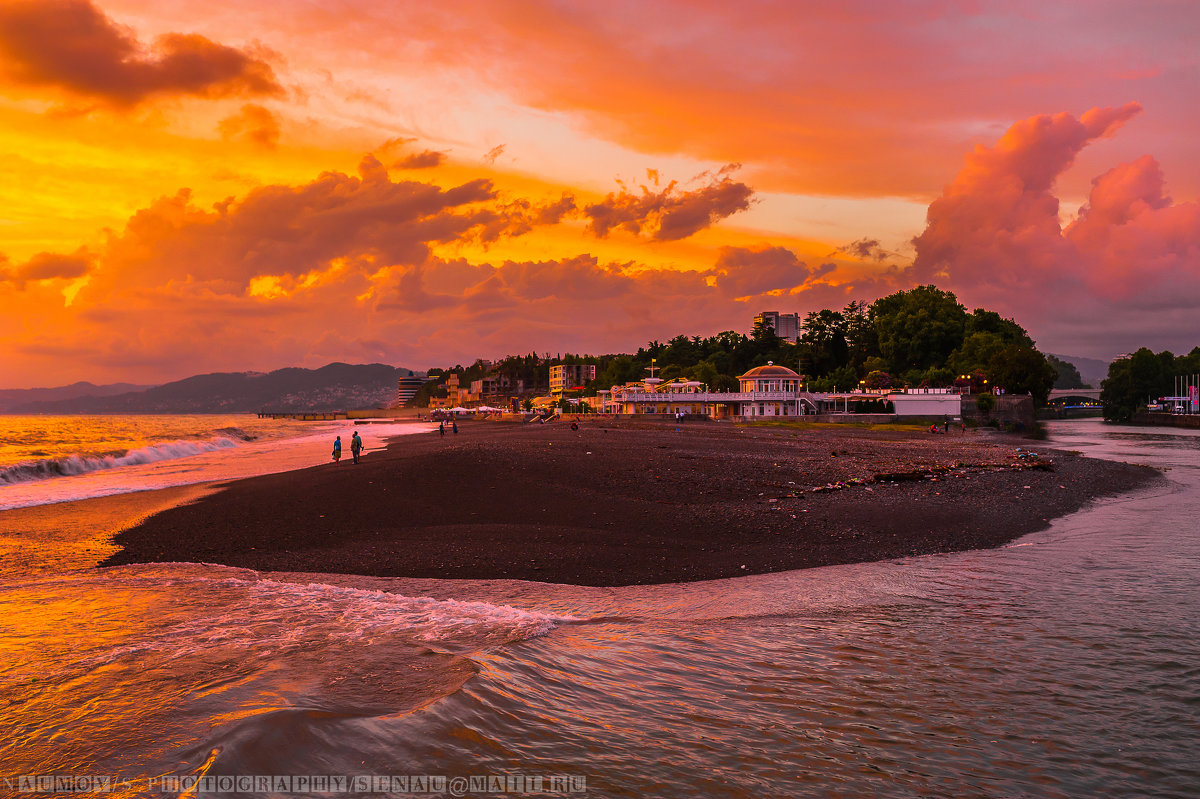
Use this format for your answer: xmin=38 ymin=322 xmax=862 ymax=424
xmin=97 ymin=419 xmax=1165 ymax=586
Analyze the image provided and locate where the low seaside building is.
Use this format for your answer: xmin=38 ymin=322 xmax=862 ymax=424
xmin=592 ymin=362 xmax=968 ymax=421
xmin=600 ymin=362 xmax=822 ymax=418
xmin=887 ymin=387 xmax=962 ymax=417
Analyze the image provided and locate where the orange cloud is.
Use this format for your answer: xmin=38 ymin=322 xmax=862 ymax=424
xmin=0 ymin=0 xmax=282 ymax=107
xmin=709 ymin=246 xmax=834 ymax=298
xmin=219 ymin=103 xmax=280 ymax=148
xmin=585 ymin=166 xmax=754 ymax=241
xmin=0 ymin=152 xmax=844 ymax=384
xmin=0 ymin=248 xmax=93 ymax=288
xmin=394 ymin=149 xmax=447 ymax=169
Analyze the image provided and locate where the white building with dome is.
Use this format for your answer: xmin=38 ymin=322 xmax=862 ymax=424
xmin=599 ymin=361 xmax=822 ymax=418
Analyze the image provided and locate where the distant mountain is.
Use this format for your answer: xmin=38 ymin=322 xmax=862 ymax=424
xmin=0 ymin=381 xmax=156 ymax=413
xmin=10 ymin=363 xmax=421 ymax=414
xmin=1050 ymin=354 xmax=1111 ymax=388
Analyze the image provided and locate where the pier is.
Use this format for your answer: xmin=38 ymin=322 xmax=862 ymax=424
xmin=258 ymin=409 xmax=411 ymax=421
xmin=257 ymin=411 xmax=347 ymax=420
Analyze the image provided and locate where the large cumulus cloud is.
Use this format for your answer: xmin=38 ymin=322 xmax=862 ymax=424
xmin=912 ymin=103 xmax=1200 ymax=355
xmin=0 ymin=158 xmax=785 ymax=384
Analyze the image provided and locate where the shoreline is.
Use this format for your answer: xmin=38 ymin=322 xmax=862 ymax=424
xmin=94 ymin=419 xmax=1165 ymax=586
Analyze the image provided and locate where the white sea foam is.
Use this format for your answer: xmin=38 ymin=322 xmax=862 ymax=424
xmin=0 ymin=437 xmax=240 ymax=485
xmin=0 ymin=420 xmax=432 ymax=510
xmin=32 ymin=568 xmax=577 ymax=667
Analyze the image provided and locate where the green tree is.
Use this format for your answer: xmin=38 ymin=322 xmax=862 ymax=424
xmin=800 ymin=309 xmax=848 ymax=376
xmin=964 ymin=309 xmax=1034 ymax=347
xmin=842 ymin=300 xmax=879 ymax=371
xmin=947 ymin=331 xmax=1007 ymax=376
xmin=711 ymin=374 xmax=739 ymax=392
xmin=921 ymin=367 xmax=956 ymax=387
xmin=870 ymin=285 xmax=969 ymax=375
xmin=864 ymin=370 xmax=892 ymax=389
xmin=1101 ymin=348 xmax=1173 ymax=422
xmin=987 ymin=345 xmax=1056 ymax=406
xmin=689 ymin=360 xmax=720 ymax=390
xmin=826 ymin=364 xmax=859 ymax=392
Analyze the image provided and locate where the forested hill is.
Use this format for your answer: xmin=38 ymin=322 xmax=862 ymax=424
xmin=9 ymin=363 xmax=416 ymax=414
xmin=0 ymin=382 xmax=154 ymax=413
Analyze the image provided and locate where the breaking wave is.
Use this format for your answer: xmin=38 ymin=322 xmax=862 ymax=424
xmin=0 ymin=437 xmax=240 ymax=485
xmin=208 ymin=426 xmax=257 ymax=441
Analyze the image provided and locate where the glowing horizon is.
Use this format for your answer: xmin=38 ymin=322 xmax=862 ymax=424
xmin=1 ymin=0 xmax=1198 ymax=387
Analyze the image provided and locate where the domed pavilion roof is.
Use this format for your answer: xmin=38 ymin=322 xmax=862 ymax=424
xmin=738 ymin=362 xmax=800 ymax=380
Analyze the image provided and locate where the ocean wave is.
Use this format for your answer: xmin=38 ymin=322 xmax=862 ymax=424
xmin=208 ymin=426 xmax=257 ymax=441
xmin=0 ymin=437 xmax=240 ymax=485
xmin=77 ymin=571 xmax=576 ymax=665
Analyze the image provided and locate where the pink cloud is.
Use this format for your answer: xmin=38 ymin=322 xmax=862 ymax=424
xmin=912 ymin=103 xmax=1200 ymax=356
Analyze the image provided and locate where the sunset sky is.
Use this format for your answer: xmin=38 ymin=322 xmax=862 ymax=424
xmin=1 ymin=0 xmax=1197 ymax=387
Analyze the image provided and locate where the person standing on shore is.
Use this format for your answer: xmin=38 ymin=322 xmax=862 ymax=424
xmin=332 ymin=435 xmax=342 ymax=463
xmin=350 ymin=431 xmax=363 ymax=464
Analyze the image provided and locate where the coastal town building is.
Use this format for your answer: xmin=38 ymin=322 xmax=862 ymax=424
xmin=469 ymin=374 xmax=526 ymax=404
xmin=395 ymin=374 xmax=427 ymax=407
xmin=594 ymin=361 xmax=965 ymax=420
xmin=427 ymin=372 xmax=466 ymax=410
xmin=753 ymin=311 xmax=801 ymax=343
xmin=887 ymin=387 xmax=962 ymax=416
xmin=550 ymin=363 xmax=597 ymax=397
xmin=599 ymin=362 xmax=821 ymax=418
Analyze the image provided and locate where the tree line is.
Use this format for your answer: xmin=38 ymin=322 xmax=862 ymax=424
xmin=1100 ymin=348 xmax=1200 ymax=422
xmin=417 ymin=285 xmax=1069 ymax=406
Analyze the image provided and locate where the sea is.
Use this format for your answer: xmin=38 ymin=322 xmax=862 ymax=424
xmin=0 ymin=417 xmax=1198 ymax=798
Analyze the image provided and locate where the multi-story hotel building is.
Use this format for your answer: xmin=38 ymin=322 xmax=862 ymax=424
xmin=395 ymin=374 xmax=428 ymax=407
xmin=550 ymin=363 xmax=597 ymax=396
xmin=753 ymin=311 xmax=801 ymax=343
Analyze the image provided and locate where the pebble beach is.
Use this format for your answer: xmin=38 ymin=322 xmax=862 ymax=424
xmin=102 ymin=419 xmax=1165 ymax=585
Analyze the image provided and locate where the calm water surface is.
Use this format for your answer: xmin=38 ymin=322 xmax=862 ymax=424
xmin=0 ymin=420 xmax=1197 ymax=797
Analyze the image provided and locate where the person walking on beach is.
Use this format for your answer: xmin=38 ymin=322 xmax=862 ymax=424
xmin=332 ymin=435 xmax=342 ymax=464
xmin=350 ymin=431 xmax=363 ymax=464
